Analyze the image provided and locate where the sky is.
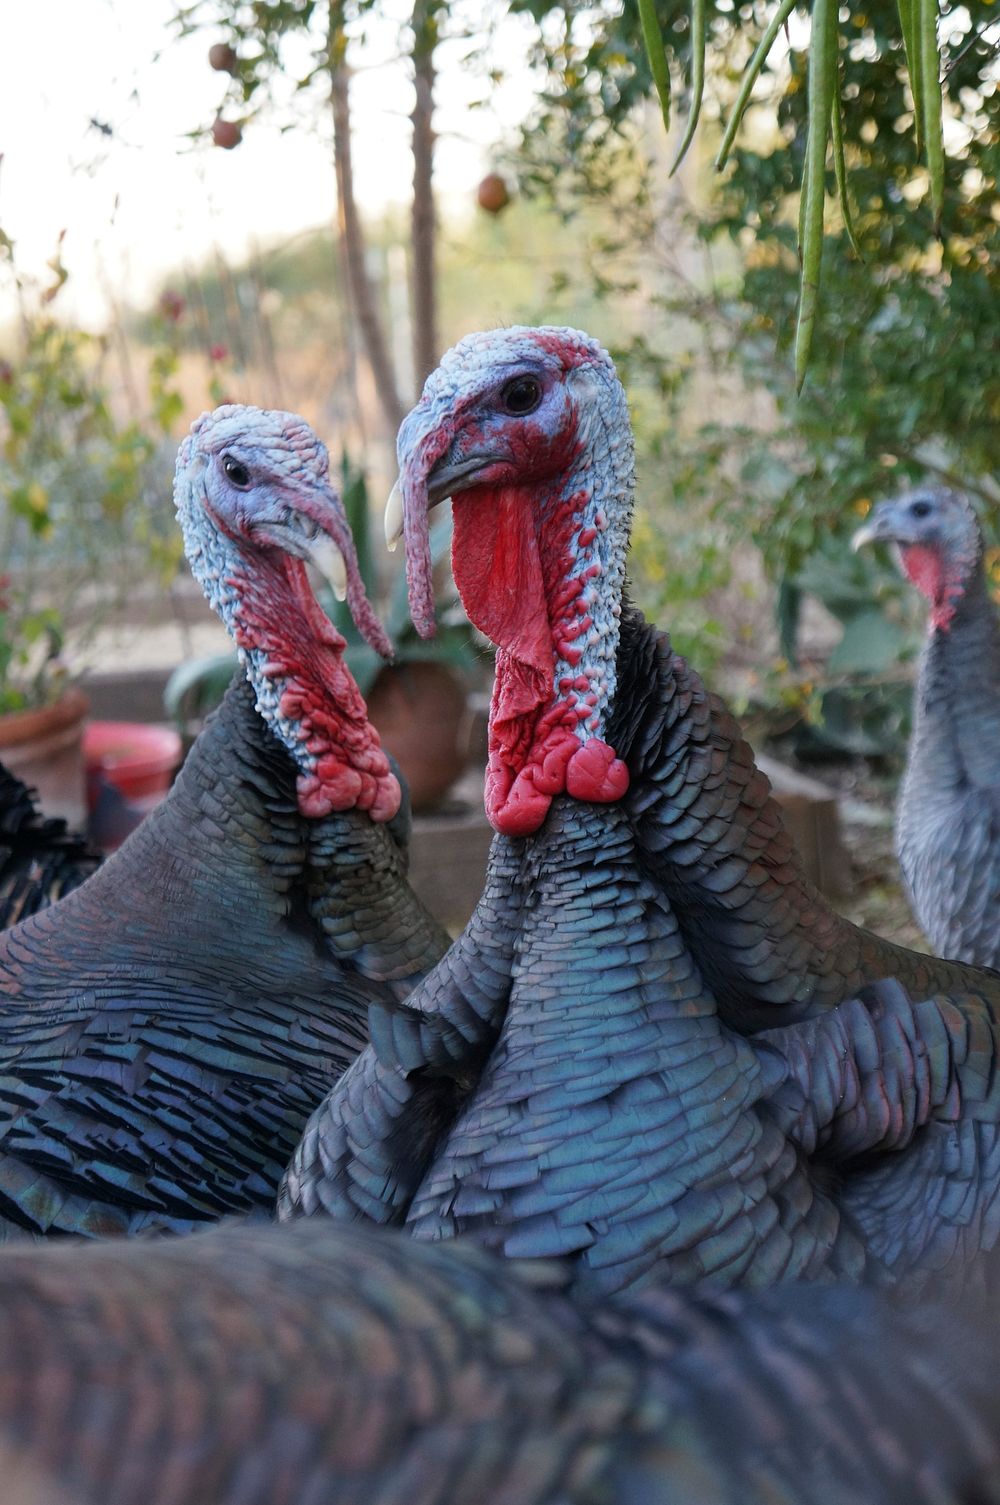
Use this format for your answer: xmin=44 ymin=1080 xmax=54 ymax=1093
xmin=0 ymin=0 xmax=536 ymax=327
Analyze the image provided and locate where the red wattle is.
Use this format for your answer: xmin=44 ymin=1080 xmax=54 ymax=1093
xmin=900 ymin=544 xmax=945 ymax=607
xmin=566 ymin=740 xmax=630 ymax=803
xmin=899 ymin=543 xmax=965 ymax=632
xmin=233 ymin=556 xmax=401 ymax=823
xmin=485 ymin=728 xmax=628 ymax=837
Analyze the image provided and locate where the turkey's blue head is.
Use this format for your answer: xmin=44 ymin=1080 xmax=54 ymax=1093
xmin=852 ymin=486 xmax=983 ymax=633
xmin=175 ymin=404 xmax=400 ymax=822
xmin=389 ymin=326 xmax=634 ymax=837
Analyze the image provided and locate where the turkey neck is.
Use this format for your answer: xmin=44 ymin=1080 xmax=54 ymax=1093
xmin=611 ymin=606 xmax=982 ymax=1028
xmin=904 ymin=569 xmax=1000 ymax=814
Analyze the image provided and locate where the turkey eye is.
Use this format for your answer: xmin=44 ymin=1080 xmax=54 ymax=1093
xmin=910 ymin=500 xmax=932 ymax=518
xmin=223 ymin=455 xmax=251 ymax=489
xmin=500 ymin=376 xmax=542 ymax=416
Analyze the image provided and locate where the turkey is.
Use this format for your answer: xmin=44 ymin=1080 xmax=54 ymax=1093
xmin=282 ymin=327 xmax=1000 ymax=1300
xmin=0 ymin=404 xmax=449 ymax=1239
xmin=852 ymin=485 xmax=1000 ymax=967
xmin=0 ymin=761 xmax=101 ymax=929
xmin=380 ymin=341 xmax=980 ymax=1033
xmin=0 ymin=1218 xmax=998 ymax=1505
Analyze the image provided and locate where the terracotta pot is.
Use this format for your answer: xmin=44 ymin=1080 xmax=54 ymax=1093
xmin=84 ymin=721 xmax=184 ymax=851
xmin=0 ymin=688 xmax=89 ymax=828
xmin=365 ymin=662 xmax=469 ymax=812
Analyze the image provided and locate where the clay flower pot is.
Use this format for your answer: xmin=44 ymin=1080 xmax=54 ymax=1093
xmin=0 ymin=688 xmax=89 ymax=827
xmin=365 ymin=662 xmax=469 ymax=812
xmin=84 ymin=722 xmax=184 ymax=851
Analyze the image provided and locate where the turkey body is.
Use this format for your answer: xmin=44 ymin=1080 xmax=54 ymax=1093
xmin=0 ymin=403 xmax=451 ymax=1239
xmin=283 ymin=797 xmax=868 ymax=1295
xmin=0 ymin=760 xmax=101 ymax=929
xmin=612 ymin=603 xmax=1000 ymax=1023
xmin=854 ymin=486 xmax=1000 ymax=967
xmin=0 ymin=676 xmax=446 ymax=1240
xmin=0 ymin=1217 xmax=997 ymax=1505
xmin=286 ymin=327 xmax=1000 ymax=1300
xmin=284 ymin=783 xmax=1000 ymax=1299
xmin=896 ymin=572 xmax=1000 ymax=964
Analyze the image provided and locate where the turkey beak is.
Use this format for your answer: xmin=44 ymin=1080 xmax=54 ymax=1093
xmin=393 ymin=389 xmax=500 ymax=639
xmin=384 ymin=456 xmax=492 ymax=553
xmin=385 ymin=481 xmax=404 ymax=553
xmin=306 ymin=532 xmax=349 ymax=601
xmin=851 ymin=503 xmax=899 ymax=553
xmin=253 ymin=484 xmax=394 ymax=659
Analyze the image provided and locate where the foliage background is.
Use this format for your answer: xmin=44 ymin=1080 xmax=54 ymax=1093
xmin=1 ymin=0 xmax=997 ymax=749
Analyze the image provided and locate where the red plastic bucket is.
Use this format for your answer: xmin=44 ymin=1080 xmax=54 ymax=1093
xmin=84 ymin=722 xmax=183 ymax=849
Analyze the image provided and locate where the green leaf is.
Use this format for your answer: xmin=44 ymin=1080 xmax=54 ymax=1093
xmin=794 ymin=0 xmax=838 ymax=390
xmin=636 ymin=0 xmax=672 ymax=135
xmin=715 ymin=0 xmax=797 ymax=170
xmin=163 ymin=652 xmax=238 ymax=725
xmin=827 ymin=608 xmax=909 ymax=675
xmin=670 ymin=0 xmax=706 ymax=175
xmin=897 ymin=0 xmax=923 ymax=153
xmin=919 ymin=0 xmax=945 ymax=228
xmin=831 ymin=83 xmax=862 ymax=260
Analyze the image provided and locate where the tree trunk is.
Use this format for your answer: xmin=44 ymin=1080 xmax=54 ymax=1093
xmin=328 ymin=4 xmax=405 ymax=433
xmin=410 ymin=0 xmax=438 ymax=390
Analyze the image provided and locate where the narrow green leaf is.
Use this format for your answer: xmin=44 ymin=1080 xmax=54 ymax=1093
xmin=715 ymin=0 xmax=797 ymax=170
xmin=919 ymin=0 xmax=945 ymax=228
xmin=636 ymin=0 xmax=672 ymax=134
xmin=670 ymin=0 xmax=707 ymax=175
xmin=794 ymin=0 xmax=838 ymax=391
xmin=897 ymin=0 xmax=923 ymax=152
xmin=831 ymin=84 xmax=862 ymax=258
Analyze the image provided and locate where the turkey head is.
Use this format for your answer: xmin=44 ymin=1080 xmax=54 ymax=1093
xmin=175 ymin=405 xmax=400 ymax=822
xmin=852 ymin=485 xmax=984 ymax=633
xmin=389 ymin=327 xmax=634 ymax=836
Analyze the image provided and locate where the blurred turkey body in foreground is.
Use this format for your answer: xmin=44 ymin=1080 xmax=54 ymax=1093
xmin=0 ymin=762 xmax=101 ymax=928
xmin=853 ymin=486 xmax=1000 ymax=968
xmin=0 ymin=405 xmax=448 ymax=1240
xmin=0 ymin=1219 xmax=998 ymax=1505
xmin=282 ymin=329 xmax=1000 ymax=1299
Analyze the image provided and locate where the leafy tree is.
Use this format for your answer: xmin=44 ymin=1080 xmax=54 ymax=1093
xmin=504 ymin=0 xmax=998 ymax=744
xmin=172 ymin=0 xmax=445 ymax=430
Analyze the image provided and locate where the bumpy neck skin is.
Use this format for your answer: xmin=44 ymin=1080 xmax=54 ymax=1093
xmin=460 ymin=370 xmax=634 ymax=837
xmin=175 ymin=456 xmax=399 ymax=824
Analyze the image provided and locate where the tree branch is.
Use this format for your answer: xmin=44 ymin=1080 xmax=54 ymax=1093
xmin=328 ymin=3 xmax=405 ymax=433
xmin=410 ymin=0 xmax=439 ymax=390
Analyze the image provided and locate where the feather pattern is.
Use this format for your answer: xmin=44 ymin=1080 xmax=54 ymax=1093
xmin=611 ymin=604 xmax=994 ymax=1026
xmin=0 ymin=1218 xmax=998 ymax=1505
xmin=282 ymin=798 xmax=863 ymax=1295
xmin=0 ymin=762 xmax=101 ymax=929
xmin=0 ymin=679 xmax=446 ymax=1238
xmin=0 ymin=405 xmax=449 ymax=1238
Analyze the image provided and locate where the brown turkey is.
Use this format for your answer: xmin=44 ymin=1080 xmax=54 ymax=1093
xmin=0 ymin=404 xmax=448 ymax=1240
